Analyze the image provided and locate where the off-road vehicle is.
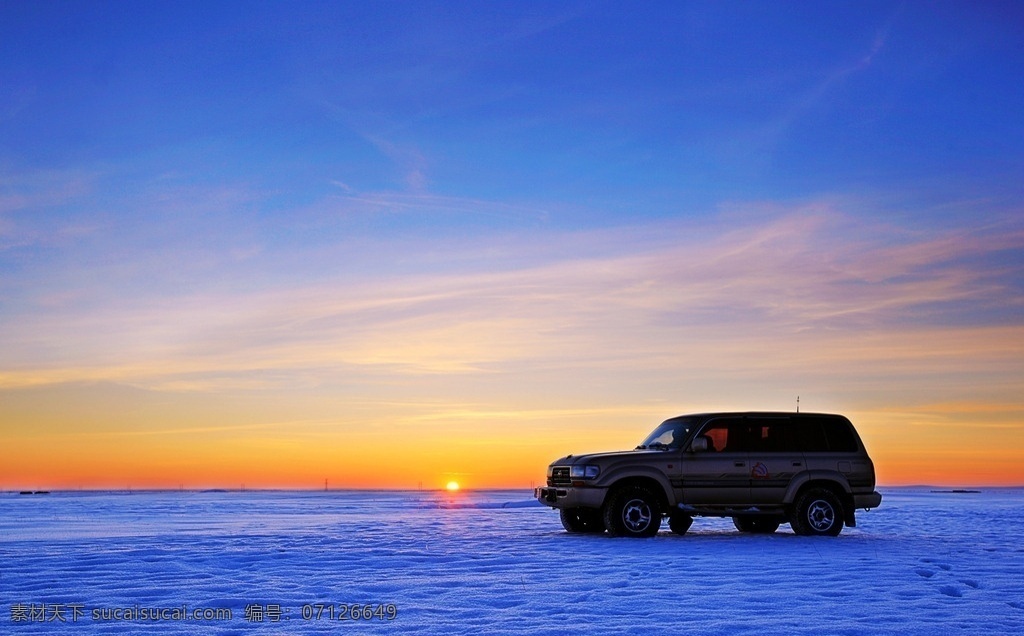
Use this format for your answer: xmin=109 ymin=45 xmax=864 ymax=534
xmin=536 ymin=412 xmax=881 ymax=537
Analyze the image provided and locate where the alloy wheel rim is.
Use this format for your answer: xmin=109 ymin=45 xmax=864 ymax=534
xmin=807 ymin=499 xmax=835 ymax=531
xmin=623 ymin=498 xmax=652 ymax=532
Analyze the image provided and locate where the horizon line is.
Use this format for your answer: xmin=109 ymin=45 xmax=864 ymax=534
xmin=5 ymin=484 xmax=1024 ymax=494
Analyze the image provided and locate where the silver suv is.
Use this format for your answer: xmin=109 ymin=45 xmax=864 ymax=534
xmin=536 ymin=412 xmax=882 ymax=537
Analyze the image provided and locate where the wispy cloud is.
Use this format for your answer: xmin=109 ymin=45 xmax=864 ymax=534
xmin=747 ymin=9 xmax=901 ymax=156
xmin=0 ymin=168 xmax=98 ymax=250
xmin=2 ymin=202 xmax=1020 ymax=408
xmin=329 ymin=191 xmax=551 ymax=224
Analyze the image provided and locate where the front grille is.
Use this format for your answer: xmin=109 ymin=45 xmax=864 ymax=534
xmin=549 ymin=466 xmax=571 ymax=486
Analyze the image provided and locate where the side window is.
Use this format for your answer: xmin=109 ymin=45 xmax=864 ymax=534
xmin=796 ymin=417 xmax=858 ymax=452
xmin=822 ymin=418 xmax=858 ymax=452
xmin=747 ymin=417 xmax=797 ymax=453
xmin=698 ymin=418 xmax=747 ymax=452
xmin=795 ymin=419 xmax=829 ymax=452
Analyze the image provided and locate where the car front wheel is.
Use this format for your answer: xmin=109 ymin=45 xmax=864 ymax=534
xmin=603 ymin=486 xmax=661 ymax=538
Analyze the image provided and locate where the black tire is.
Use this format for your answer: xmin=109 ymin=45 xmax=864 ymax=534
xmin=668 ymin=513 xmax=693 ymax=536
xmin=559 ymin=507 xmax=605 ymax=534
xmin=603 ymin=487 xmax=661 ymax=538
xmin=732 ymin=516 xmax=780 ymax=534
xmin=789 ymin=488 xmax=844 ymax=536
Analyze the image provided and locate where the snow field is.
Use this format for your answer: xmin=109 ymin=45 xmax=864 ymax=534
xmin=2 ymin=489 xmax=1023 ymax=634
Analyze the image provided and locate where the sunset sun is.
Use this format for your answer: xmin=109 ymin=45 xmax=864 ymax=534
xmin=446 ymin=481 xmax=460 ymax=492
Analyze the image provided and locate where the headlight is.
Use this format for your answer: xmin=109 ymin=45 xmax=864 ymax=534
xmin=570 ymin=465 xmax=600 ymax=480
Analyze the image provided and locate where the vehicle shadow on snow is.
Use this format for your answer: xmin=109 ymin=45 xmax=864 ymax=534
xmin=539 ymin=525 xmax=886 ymax=543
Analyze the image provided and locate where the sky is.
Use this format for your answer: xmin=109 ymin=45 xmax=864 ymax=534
xmin=1 ymin=1 xmax=1022 ymax=489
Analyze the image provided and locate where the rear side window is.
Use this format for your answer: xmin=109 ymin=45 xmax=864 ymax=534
xmin=698 ymin=415 xmax=860 ymax=453
xmin=822 ymin=417 xmax=858 ymax=452
xmin=796 ymin=416 xmax=858 ymax=452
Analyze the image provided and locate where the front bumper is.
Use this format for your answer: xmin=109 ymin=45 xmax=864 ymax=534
xmin=853 ymin=491 xmax=883 ymax=509
xmin=535 ymin=485 xmax=607 ymax=510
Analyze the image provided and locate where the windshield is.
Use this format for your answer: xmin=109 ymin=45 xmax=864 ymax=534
xmin=637 ymin=417 xmax=698 ymax=451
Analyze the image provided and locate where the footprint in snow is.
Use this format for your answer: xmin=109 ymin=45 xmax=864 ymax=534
xmin=938 ymin=585 xmax=962 ymax=598
xmin=920 ymin=558 xmax=953 ymax=571
xmin=960 ymin=579 xmax=981 ymax=589
xmin=915 ymin=568 xmax=935 ymax=578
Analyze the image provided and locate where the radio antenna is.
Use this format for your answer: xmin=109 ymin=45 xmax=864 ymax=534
xmin=796 ymin=395 xmax=800 ymax=413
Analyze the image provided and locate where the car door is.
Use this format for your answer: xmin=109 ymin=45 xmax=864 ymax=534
xmin=680 ymin=417 xmax=751 ymax=505
xmin=746 ymin=415 xmax=804 ymax=505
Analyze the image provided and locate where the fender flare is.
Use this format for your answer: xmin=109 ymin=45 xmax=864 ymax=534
xmin=783 ymin=471 xmax=853 ymax=505
xmin=596 ymin=468 xmax=675 ymax=510
xmin=785 ymin=471 xmax=858 ymax=527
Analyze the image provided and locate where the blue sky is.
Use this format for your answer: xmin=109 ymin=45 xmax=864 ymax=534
xmin=6 ymin=2 xmax=1022 ymax=210
xmin=1 ymin=1 xmax=1023 ymax=487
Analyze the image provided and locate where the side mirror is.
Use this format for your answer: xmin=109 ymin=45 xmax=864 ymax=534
xmin=689 ymin=436 xmax=708 ymax=453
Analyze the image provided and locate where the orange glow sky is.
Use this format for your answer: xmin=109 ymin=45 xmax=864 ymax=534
xmin=2 ymin=3 xmax=1023 ymax=489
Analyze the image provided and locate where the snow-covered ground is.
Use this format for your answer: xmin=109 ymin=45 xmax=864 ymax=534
xmin=2 ymin=488 xmax=1022 ymax=634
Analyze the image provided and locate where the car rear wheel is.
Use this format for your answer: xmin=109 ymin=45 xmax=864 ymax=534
xmin=603 ymin=486 xmax=661 ymax=538
xmin=559 ymin=507 xmax=605 ymax=534
xmin=790 ymin=488 xmax=844 ymax=536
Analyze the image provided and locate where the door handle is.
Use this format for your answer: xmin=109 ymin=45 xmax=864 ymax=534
xmin=734 ymin=462 xmax=746 ymax=467
xmin=792 ymin=461 xmax=803 ymax=467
